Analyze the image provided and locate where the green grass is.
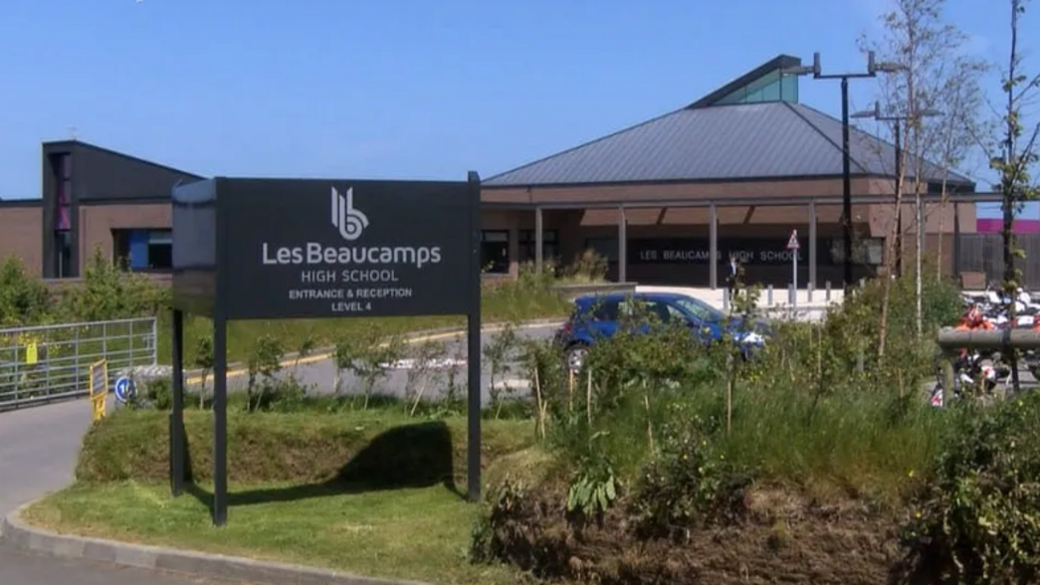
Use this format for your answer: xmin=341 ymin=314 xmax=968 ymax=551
xmin=77 ymin=408 xmax=536 ymax=484
xmin=22 ymin=407 xmax=544 ymax=584
xmin=23 ymin=481 xmax=522 ymax=585
xmin=155 ymin=279 xmax=572 ymax=365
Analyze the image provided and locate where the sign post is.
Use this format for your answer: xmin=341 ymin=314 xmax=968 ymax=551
xmin=172 ymin=174 xmax=481 ymax=526
xmin=88 ymin=359 xmax=109 ymax=423
xmin=787 ymin=230 xmax=800 ymax=310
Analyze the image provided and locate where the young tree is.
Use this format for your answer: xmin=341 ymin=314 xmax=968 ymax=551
xmin=860 ymin=0 xmax=984 ymax=357
xmin=933 ymin=59 xmax=990 ymax=280
xmin=991 ymin=0 xmax=1040 ymax=394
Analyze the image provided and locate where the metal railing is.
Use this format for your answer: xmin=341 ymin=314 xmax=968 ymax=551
xmin=0 ymin=318 xmax=157 ymax=410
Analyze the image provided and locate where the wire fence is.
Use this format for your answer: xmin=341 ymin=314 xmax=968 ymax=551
xmin=0 ymin=318 xmax=157 ymax=410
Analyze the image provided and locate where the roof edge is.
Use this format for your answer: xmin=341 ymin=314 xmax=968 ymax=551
xmin=42 ymin=139 xmax=207 ymax=182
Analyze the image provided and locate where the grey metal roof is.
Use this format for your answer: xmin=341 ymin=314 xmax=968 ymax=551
xmin=483 ymin=101 xmax=975 ymax=188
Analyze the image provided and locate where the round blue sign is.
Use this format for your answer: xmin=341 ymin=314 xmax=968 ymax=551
xmin=114 ymin=377 xmax=136 ymax=404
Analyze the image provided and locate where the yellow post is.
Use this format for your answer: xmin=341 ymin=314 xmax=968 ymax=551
xmin=88 ymin=359 xmax=109 ymax=423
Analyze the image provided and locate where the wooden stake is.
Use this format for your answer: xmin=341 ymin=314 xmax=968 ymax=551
xmin=586 ymin=369 xmax=593 ymax=424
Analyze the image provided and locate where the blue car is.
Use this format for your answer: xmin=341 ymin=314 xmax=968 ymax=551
xmin=552 ymin=291 xmax=770 ymax=372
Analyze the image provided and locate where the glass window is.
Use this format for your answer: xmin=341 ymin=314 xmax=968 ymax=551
xmin=583 ymin=238 xmax=618 ymax=262
xmin=519 ymin=229 xmax=558 ymax=264
xmin=54 ymin=230 xmax=73 ymax=277
xmin=674 ymin=296 xmax=724 ymax=323
xmin=112 ymin=229 xmax=174 ymax=271
xmin=591 ymin=301 xmax=619 ymax=321
xmin=708 ymin=69 xmax=799 ymax=106
xmin=481 ymin=230 xmax=509 ymax=274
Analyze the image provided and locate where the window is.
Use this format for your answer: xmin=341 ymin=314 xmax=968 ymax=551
xmin=711 ymin=70 xmax=798 ymax=106
xmin=583 ymin=238 xmax=618 ymax=262
xmin=518 ymin=229 xmax=559 ymax=264
xmin=54 ymin=230 xmax=73 ymax=277
xmin=112 ymin=229 xmax=173 ymax=271
xmin=481 ymin=230 xmax=509 ymax=274
xmin=674 ymin=297 xmax=724 ymax=323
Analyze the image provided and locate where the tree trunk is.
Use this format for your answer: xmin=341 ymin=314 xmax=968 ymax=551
xmin=879 ymin=153 xmax=909 ymax=365
xmin=936 ymin=179 xmax=949 ymax=281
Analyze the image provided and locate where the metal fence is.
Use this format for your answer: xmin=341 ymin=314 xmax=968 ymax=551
xmin=0 ymin=318 xmax=157 ymax=410
xmin=958 ymin=233 xmax=1040 ymax=289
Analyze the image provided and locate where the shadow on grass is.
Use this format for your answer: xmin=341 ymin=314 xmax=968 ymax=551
xmin=181 ymin=420 xmax=464 ymax=512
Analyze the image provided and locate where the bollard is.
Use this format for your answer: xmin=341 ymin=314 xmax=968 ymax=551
xmin=723 ymin=288 xmax=730 ymax=312
xmin=767 ymin=285 xmax=774 ymax=306
xmin=826 ymin=281 xmax=831 ymax=302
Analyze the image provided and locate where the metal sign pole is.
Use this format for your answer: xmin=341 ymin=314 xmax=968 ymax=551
xmin=170 ymin=308 xmax=185 ymax=497
xmin=793 ymin=244 xmax=798 ymax=311
xmin=787 ymin=229 xmax=799 ymax=311
xmin=466 ymin=171 xmax=483 ymax=502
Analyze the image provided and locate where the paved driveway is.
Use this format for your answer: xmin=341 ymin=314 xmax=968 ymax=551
xmin=0 ymin=400 xmax=242 ymax=584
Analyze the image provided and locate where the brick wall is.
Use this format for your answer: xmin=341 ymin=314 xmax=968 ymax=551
xmin=0 ymin=205 xmax=43 ymax=275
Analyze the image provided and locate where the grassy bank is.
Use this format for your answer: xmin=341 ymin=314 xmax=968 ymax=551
xmin=76 ymin=408 xmax=535 ymax=484
xmin=23 ymin=482 xmax=520 ymax=585
xmin=22 ymin=405 xmax=541 ymax=584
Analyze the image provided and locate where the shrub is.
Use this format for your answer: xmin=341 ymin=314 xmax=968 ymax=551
xmin=58 ymin=246 xmax=169 ymax=322
xmin=0 ymin=256 xmax=52 ymax=326
xmin=902 ymin=394 xmax=1040 ymax=584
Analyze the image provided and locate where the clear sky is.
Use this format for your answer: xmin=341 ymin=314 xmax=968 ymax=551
xmin=0 ymin=0 xmax=1034 ymax=217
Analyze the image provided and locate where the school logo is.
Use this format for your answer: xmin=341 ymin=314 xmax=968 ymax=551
xmin=331 ymin=186 xmax=369 ymax=241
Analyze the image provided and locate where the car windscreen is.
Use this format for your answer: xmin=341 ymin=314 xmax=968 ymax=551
xmin=674 ymin=297 xmax=724 ymax=323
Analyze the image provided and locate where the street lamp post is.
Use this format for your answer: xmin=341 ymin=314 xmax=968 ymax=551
xmin=852 ymin=102 xmax=943 ymax=280
xmin=852 ymin=101 xmax=943 ymax=338
xmin=783 ymin=52 xmax=901 ymax=293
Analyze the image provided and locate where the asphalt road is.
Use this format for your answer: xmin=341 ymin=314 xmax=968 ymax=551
xmin=191 ymin=322 xmax=563 ymax=403
xmin=0 ymin=400 xmax=244 ymax=584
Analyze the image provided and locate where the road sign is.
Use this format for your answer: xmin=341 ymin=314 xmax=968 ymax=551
xmin=114 ymin=376 xmax=136 ymax=404
xmin=786 ymin=229 xmax=800 ymax=250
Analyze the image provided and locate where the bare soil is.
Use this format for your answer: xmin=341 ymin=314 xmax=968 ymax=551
xmin=485 ymin=483 xmax=929 ymax=585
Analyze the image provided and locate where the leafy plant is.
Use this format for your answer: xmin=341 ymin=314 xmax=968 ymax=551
xmin=191 ymin=335 xmax=213 ymax=410
xmin=484 ymin=322 xmax=520 ymax=419
xmin=246 ymin=334 xmax=285 ymax=412
xmin=566 ymin=431 xmax=620 ymax=521
xmin=0 ymin=255 xmax=52 ymax=326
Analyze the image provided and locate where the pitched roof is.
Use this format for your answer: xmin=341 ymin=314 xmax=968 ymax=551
xmin=483 ymin=101 xmax=975 ymax=188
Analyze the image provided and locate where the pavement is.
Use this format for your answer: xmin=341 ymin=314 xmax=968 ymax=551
xmin=0 ymin=399 xmax=243 ymax=584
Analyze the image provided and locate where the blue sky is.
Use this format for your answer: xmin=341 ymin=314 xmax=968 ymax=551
xmin=0 ymin=0 xmax=1035 ymax=217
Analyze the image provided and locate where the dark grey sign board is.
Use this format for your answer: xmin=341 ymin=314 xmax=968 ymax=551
xmin=223 ymin=178 xmax=472 ymax=320
xmin=169 ymin=173 xmax=483 ymax=527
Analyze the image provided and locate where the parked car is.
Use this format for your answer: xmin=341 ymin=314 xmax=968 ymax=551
xmin=553 ymin=291 xmax=771 ymax=372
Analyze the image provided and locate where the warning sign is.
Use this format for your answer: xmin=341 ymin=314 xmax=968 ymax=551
xmin=786 ymin=230 xmax=800 ymax=250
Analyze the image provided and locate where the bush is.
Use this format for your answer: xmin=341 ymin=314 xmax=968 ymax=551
xmin=0 ymin=256 xmax=52 ymax=326
xmin=58 ymin=246 xmax=169 ymax=322
xmin=902 ymin=393 xmax=1040 ymax=583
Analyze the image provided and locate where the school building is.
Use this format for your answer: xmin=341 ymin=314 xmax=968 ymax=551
xmin=0 ymin=55 xmax=992 ymax=289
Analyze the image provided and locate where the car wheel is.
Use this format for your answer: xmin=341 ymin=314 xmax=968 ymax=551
xmin=566 ymin=343 xmax=589 ymax=374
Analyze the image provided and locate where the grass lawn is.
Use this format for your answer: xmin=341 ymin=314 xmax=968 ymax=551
xmin=23 ymin=481 xmax=522 ymax=585
xmin=154 ymin=279 xmax=572 ymax=365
